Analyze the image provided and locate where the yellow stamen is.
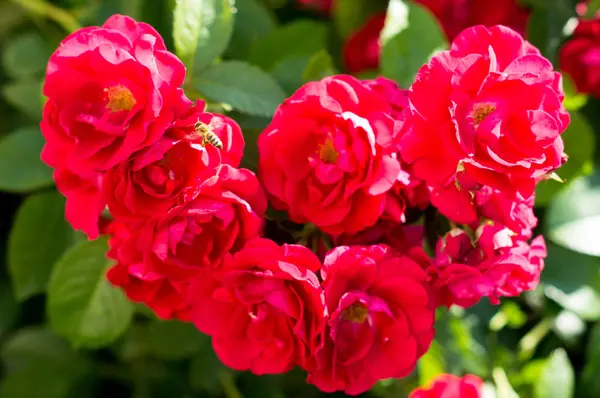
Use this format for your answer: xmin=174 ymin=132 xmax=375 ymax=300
xmin=342 ymin=302 xmax=369 ymax=323
xmin=318 ymin=138 xmax=339 ymax=164
xmin=471 ymin=103 xmax=496 ymax=126
xmin=104 ymin=85 xmax=136 ymax=112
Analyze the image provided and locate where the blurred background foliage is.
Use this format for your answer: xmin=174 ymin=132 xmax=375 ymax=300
xmin=0 ymin=0 xmax=600 ymax=397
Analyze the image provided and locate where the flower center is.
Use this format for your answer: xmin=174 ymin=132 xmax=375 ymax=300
xmin=342 ymin=302 xmax=369 ymax=323
xmin=104 ymin=85 xmax=136 ymax=112
xmin=318 ymin=138 xmax=338 ymax=164
xmin=471 ymin=103 xmax=496 ymax=126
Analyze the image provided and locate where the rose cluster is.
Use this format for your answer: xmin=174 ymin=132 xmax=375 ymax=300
xmin=40 ymin=14 xmax=568 ymax=396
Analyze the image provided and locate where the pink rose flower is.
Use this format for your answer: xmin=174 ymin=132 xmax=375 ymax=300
xmin=409 ymin=373 xmax=485 ymax=398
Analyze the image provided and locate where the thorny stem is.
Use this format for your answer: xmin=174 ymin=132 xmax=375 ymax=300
xmin=10 ymin=0 xmax=81 ymax=32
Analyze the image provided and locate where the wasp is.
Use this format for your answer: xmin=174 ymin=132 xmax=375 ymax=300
xmin=193 ymin=120 xmax=223 ymax=149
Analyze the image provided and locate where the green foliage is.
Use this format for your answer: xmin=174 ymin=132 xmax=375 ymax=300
xmin=47 ymin=238 xmax=134 ymax=348
xmin=8 ymin=192 xmax=72 ymax=301
xmin=534 ymin=349 xmax=575 ymax=398
xmin=0 ymin=127 xmax=53 ymax=192
xmin=193 ymin=60 xmax=286 ymax=117
xmin=380 ymin=0 xmax=448 ymax=88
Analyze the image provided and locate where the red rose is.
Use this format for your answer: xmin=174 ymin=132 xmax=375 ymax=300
xmin=560 ymin=17 xmax=600 ymax=97
xmin=41 ymin=14 xmax=186 ymax=174
xmin=307 ymin=244 xmax=435 ymax=395
xmin=409 ymin=374 xmax=484 ymax=398
xmin=401 ymin=25 xmax=569 ymax=220
xmin=54 ymin=168 xmax=105 ymax=239
xmin=167 ymin=100 xmax=245 ymax=168
xmin=258 ymin=75 xmax=402 ymax=236
xmin=431 ymin=224 xmax=547 ymax=308
xmin=335 ymin=223 xmax=425 ymax=254
xmin=103 ymin=137 xmax=218 ymax=222
xmin=361 ymin=77 xmax=409 ymax=119
xmin=139 ymin=165 xmax=267 ymax=281
xmin=106 ymin=221 xmax=190 ymax=321
xmin=343 ymin=13 xmax=386 ymax=74
xmin=189 ymin=238 xmax=325 ymax=375
xmin=415 ymin=0 xmax=530 ymax=42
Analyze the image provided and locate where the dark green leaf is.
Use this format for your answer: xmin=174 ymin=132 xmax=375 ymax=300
xmin=8 ymin=192 xmax=72 ymax=301
xmin=0 ymin=127 xmax=53 ymax=192
xmin=248 ymin=20 xmax=328 ymax=70
xmin=0 ymin=327 xmax=87 ymax=398
xmin=526 ymin=2 xmax=576 ymax=65
xmin=270 ymin=55 xmax=312 ymax=95
xmin=332 ymin=0 xmax=387 ymax=39
xmin=173 ymin=0 xmax=234 ymax=74
xmin=542 ymin=243 xmax=600 ymax=320
xmin=0 ymin=2 xmax=26 ymax=38
xmin=582 ymin=322 xmax=600 ymax=396
xmin=145 ymin=321 xmax=205 ymax=360
xmin=1 ymin=32 xmax=50 ymax=80
xmin=47 ymin=238 xmax=134 ymax=348
xmin=546 ymin=170 xmax=600 ymax=256
xmin=189 ymin=334 xmax=227 ymax=393
xmin=194 ymin=60 xmax=286 ymax=117
xmin=225 ymin=0 xmax=277 ymax=59
xmin=536 ymin=112 xmax=595 ymax=205
xmin=534 ymin=349 xmax=574 ymax=398
xmin=380 ymin=0 xmax=448 ymax=88
xmin=2 ymin=80 xmax=44 ymax=120
xmin=302 ymin=50 xmax=337 ymax=82
xmin=0 ymin=281 xmax=19 ymax=338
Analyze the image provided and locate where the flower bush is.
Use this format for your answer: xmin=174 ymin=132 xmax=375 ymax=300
xmin=1 ymin=0 xmax=600 ymax=397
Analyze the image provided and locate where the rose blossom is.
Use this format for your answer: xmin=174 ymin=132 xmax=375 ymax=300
xmin=560 ymin=16 xmax=600 ymax=98
xmin=361 ymin=77 xmax=410 ymax=119
xmin=54 ymin=168 xmax=105 ymax=239
xmin=189 ymin=238 xmax=325 ymax=375
xmin=41 ymin=14 xmax=186 ymax=174
xmin=415 ymin=0 xmax=530 ymax=42
xmin=430 ymin=224 xmax=547 ymax=308
xmin=401 ymin=25 xmax=569 ymax=223
xmin=167 ymin=100 xmax=244 ymax=167
xmin=102 ymin=101 xmax=244 ymax=222
xmin=258 ymin=75 xmax=402 ymax=236
xmin=307 ymin=244 xmax=435 ymax=395
xmin=409 ymin=374 xmax=485 ymax=398
xmin=138 ymin=165 xmax=267 ymax=281
xmin=343 ymin=12 xmax=386 ymax=74
xmin=106 ymin=221 xmax=190 ymax=321
xmin=335 ymin=223 xmax=425 ymax=254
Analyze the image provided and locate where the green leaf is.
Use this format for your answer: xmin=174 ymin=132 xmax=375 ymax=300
xmin=248 ymin=20 xmax=328 ymax=70
xmin=47 ymin=238 xmax=134 ymax=348
xmin=526 ymin=2 xmax=576 ymax=65
xmin=562 ymin=73 xmax=588 ymax=112
xmin=0 ymin=281 xmax=19 ymax=338
xmin=536 ymin=112 xmax=595 ymax=205
xmin=1 ymin=32 xmax=50 ymax=80
xmin=417 ymin=340 xmax=445 ymax=387
xmin=534 ymin=349 xmax=574 ymax=398
xmin=0 ymin=127 xmax=53 ymax=192
xmin=0 ymin=327 xmax=87 ymax=398
xmin=225 ymin=0 xmax=277 ymax=59
xmin=332 ymin=0 xmax=386 ymax=39
xmin=582 ymin=322 xmax=600 ymax=396
xmin=194 ymin=60 xmax=286 ymax=117
xmin=2 ymin=80 xmax=44 ymax=120
xmin=587 ymin=0 xmax=600 ymax=18
xmin=145 ymin=321 xmax=205 ymax=360
xmin=8 ymin=192 xmax=72 ymax=301
xmin=189 ymin=334 xmax=227 ymax=393
xmin=542 ymin=243 xmax=600 ymax=320
xmin=380 ymin=0 xmax=448 ymax=88
xmin=546 ymin=170 xmax=600 ymax=256
xmin=270 ymin=55 xmax=313 ymax=95
xmin=302 ymin=50 xmax=337 ymax=83
xmin=173 ymin=0 xmax=234 ymax=74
